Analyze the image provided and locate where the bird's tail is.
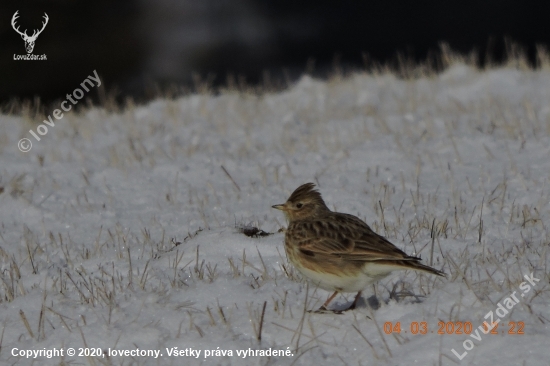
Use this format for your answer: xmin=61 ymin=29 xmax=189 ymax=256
xmin=407 ymin=260 xmax=446 ymax=277
xmin=375 ymin=258 xmax=445 ymax=277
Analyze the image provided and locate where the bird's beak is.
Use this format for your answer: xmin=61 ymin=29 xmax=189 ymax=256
xmin=272 ymin=203 xmax=286 ymax=210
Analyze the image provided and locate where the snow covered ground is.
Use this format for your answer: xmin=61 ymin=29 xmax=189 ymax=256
xmin=1 ymin=62 xmax=549 ymax=365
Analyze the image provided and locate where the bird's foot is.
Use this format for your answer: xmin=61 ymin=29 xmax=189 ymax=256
xmin=308 ymin=305 xmax=345 ymax=314
xmin=307 ymin=306 xmax=342 ymax=314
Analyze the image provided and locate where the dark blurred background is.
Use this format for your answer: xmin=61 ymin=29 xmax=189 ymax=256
xmin=2 ymin=0 xmax=550 ymax=106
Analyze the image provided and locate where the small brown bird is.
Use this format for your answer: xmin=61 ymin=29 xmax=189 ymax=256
xmin=272 ymin=183 xmax=444 ymax=313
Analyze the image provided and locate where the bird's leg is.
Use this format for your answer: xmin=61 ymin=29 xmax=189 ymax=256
xmin=310 ymin=291 xmax=339 ymax=313
xmin=350 ymin=291 xmax=362 ymax=309
xmin=342 ymin=291 xmax=362 ymax=312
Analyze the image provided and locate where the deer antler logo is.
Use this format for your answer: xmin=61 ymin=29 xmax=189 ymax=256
xmin=12 ymin=11 xmax=49 ymax=54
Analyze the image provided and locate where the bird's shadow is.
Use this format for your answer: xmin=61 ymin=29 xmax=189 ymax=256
xmin=329 ymin=294 xmax=381 ymax=313
xmin=365 ymin=294 xmax=382 ymax=310
xmin=329 ymin=291 xmax=426 ymax=313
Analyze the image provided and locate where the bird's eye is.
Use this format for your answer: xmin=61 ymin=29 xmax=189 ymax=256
xmin=296 ymin=203 xmax=303 ymax=209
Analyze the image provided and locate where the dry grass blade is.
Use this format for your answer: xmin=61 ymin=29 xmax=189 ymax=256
xmin=352 ymin=324 xmax=381 ymax=359
xmin=368 ymin=307 xmax=392 ymax=358
xmin=221 ymin=165 xmax=241 ymax=192
xmin=19 ymin=310 xmax=34 ymax=339
xmin=258 ymin=301 xmax=267 ymax=342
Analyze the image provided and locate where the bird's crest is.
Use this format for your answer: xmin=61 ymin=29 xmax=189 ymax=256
xmin=288 ymin=183 xmax=327 ymax=207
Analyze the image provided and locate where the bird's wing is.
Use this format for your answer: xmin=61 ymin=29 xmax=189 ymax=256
xmin=292 ymin=214 xmax=415 ymax=262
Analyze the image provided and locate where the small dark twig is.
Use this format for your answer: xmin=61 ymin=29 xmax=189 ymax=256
xmin=238 ymin=225 xmax=273 ymax=238
xmin=221 ymin=165 xmax=240 ymax=192
xmin=258 ymin=301 xmax=267 ymax=342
